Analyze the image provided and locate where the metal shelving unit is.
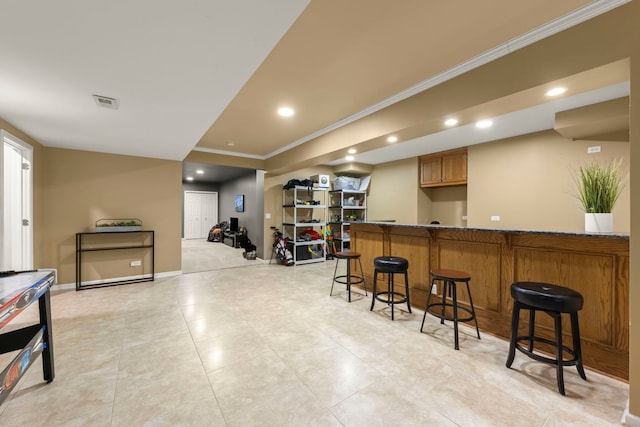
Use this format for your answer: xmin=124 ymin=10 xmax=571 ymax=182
xmin=328 ymin=190 xmax=367 ymax=252
xmin=282 ymin=186 xmax=327 ymax=265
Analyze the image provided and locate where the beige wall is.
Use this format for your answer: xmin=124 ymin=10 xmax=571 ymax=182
xmin=362 ymin=158 xmax=467 ymax=227
xmin=468 ymin=130 xmax=630 ymax=233
xmin=343 ymin=128 xmax=630 ymax=233
xmin=367 ymin=157 xmax=420 ymax=224
xmin=41 ymin=147 xmax=183 ymax=284
xmin=629 ymin=33 xmax=639 ymax=419
xmin=419 ymin=186 xmax=468 ymax=226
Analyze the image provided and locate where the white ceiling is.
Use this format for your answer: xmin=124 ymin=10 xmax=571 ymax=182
xmin=0 ymin=0 xmax=630 ymax=174
xmin=0 ymin=0 xmax=310 ymax=160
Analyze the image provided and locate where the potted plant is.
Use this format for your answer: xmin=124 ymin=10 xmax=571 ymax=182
xmin=573 ymin=158 xmax=624 ymax=233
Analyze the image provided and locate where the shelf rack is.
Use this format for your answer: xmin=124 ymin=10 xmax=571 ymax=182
xmin=282 ymin=186 xmax=327 ymax=265
xmin=328 ymin=190 xmax=367 ymax=252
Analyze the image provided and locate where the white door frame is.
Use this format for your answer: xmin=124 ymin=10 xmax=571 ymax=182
xmin=1 ymin=130 xmax=33 ymax=271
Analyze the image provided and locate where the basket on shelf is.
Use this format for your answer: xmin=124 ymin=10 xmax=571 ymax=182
xmin=95 ymin=218 xmax=142 ymax=232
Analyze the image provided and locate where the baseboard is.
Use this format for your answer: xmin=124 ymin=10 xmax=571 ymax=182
xmin=623 ymin=399 xmax=640 ymax=426
xmin=53 ymin=270 xmax=182 ymax=290
xmin=52 ymin=282 xmax=76 ymax=291
xmin=156 ymin=270 xmax=182 ymax=278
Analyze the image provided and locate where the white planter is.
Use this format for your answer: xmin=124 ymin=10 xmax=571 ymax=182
xmin=585 ymin=213 xmax=613 ymax=233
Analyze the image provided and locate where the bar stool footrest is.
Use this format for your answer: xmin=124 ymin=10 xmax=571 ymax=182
xmin=515 ymin=336 xmax=580 ymax=367
xmin=426 ymin=302 xmax=475 ymax=323
xmin=333 ymin=275 xmax=365 ymax=286
xmin=374 ymin=291 xmax=408 ymax=305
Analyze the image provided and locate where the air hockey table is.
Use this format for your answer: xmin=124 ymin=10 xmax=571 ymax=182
xmin=0 ymin=269 xmax=56 ymax=406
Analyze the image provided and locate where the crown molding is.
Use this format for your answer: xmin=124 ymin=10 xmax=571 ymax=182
xmin=265 ymin=0 xmax=630 ymax=159
xmin=191 ymin=146 xmax=267 ymax=160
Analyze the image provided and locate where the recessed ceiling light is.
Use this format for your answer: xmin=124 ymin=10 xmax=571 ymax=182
xmin=476 ymin=119 xmax=493 ymax=128
xmin=345 ymin=155 xmax=355 ymax=161
xmin=196 ymin=170 xmax=204 ymax=174
xmin=545 ymin=87 xmax=567 ymax=97
xmin=348 ymin=148 xmax=357 ymax=154
xmin=277 ymin=106 xmax=295 ymax=117
xmin=387 ymin=136 xmax=398 ymax=143
xmin=186 ymin=176 xmax=194 ymax=181
xmin=444 ymin=118 xmax=459 ymax=127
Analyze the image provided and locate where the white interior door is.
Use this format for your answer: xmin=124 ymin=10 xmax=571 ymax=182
xmin=199 ymin=192 xmax=218 ymax=237
xmin=184 ymin=191 xmax=218 ymax=239
xmin=1 ymin=130 xmax=33 ymax=271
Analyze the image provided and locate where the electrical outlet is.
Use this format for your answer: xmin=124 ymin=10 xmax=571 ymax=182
xmin=431 ymin=284 xmax=438 ymax=294
xmin=265 ymin=213 xmax=271 ymax=219
xmin=462 ymin=215 xmax=468 ymax=221
xmin=491 ymin=215 xmax=500 ymax=221
xmin=130 ymin=260 xmax=142 ymax=267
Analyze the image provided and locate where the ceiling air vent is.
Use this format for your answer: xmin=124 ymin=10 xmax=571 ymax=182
xmin=92 ymin=94 xmax=119 ymax=110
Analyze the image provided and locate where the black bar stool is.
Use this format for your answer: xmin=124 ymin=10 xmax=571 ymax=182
xmin=330 ymin=251 xmax=366 ymax=302
xmin=506 ymin=282 xmax=586 ymax=395
xmin=370 ymin=256 xmax=411 ymax=320
xmin=421 ymin=268 xmax=480 ymax=350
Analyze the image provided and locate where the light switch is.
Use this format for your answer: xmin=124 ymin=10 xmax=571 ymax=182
xmin=588 ymin=146 xmax=601 ymax=153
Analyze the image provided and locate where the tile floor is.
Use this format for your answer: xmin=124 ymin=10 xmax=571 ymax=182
xmin=181 ymin=238 xmax=260 ymax=274
xmin=0 ymin=244 xmax=630 ymax=426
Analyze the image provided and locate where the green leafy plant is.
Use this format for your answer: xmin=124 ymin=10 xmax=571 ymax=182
xmin=96 ymin=219 xmax=141 ymax=227
xmin=97 ymin=221 xmax=139 ymax=227
xmin=573 ymin=158 xmax=624 ymax=213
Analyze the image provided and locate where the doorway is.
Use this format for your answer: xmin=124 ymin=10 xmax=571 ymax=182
xmin=184 ymin=191 xmax=218 ymax=239
xmin=1 ymin=130 xmax=33 ymax=271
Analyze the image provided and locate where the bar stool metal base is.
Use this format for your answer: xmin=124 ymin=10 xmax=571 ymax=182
xmin=330 ymin=252 xmax=366 ymax=302
xmin=421 ymin=268 xmax=480 ymax=350
xmin=370 ymin=256 xmax=411 ymax=320
xmin=506 ymin=282 xmax=587 ymax=395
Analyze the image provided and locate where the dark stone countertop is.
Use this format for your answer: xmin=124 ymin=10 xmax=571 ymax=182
xmin=352 ymin=222 xmax=629 ymax=240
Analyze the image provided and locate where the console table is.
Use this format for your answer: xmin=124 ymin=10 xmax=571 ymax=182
xmin=0 ymin=269 xmax=56 ymax=406
xmin=76 ymin=230 xmax=154 ymax=290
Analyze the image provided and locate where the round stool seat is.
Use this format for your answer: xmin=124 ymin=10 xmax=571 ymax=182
xmin=370 ymin=256 xmax=411 ymax=320
xmin=374 ymin=256 xmax=408 ymax=273
xmin=506 ymin=281 xmax=586 ymax=395
xmin=511 ymin=282 xmax=583 ymax=313
xmin=430 ymin=268 xmax=470 ymax=282
xmin=335 ymin=251 xmax=361 ymax=259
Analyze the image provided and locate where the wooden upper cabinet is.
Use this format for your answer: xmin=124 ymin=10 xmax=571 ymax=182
xmin=420 ymin=156 xmax=443 ymax=186
xmin=419 ymin=147 xmax=467 ymax=187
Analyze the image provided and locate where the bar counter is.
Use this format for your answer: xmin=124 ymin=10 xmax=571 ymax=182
xmin=350 ymin=222 xmax=629 ymax=380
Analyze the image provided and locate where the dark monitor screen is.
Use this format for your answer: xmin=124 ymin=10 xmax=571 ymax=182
xmin=229 ymin=217 xmax=239 ymax=233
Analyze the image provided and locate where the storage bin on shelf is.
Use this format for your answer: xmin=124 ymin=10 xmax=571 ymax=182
xmin=334 ymin=176 xmax=361 ymax=191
